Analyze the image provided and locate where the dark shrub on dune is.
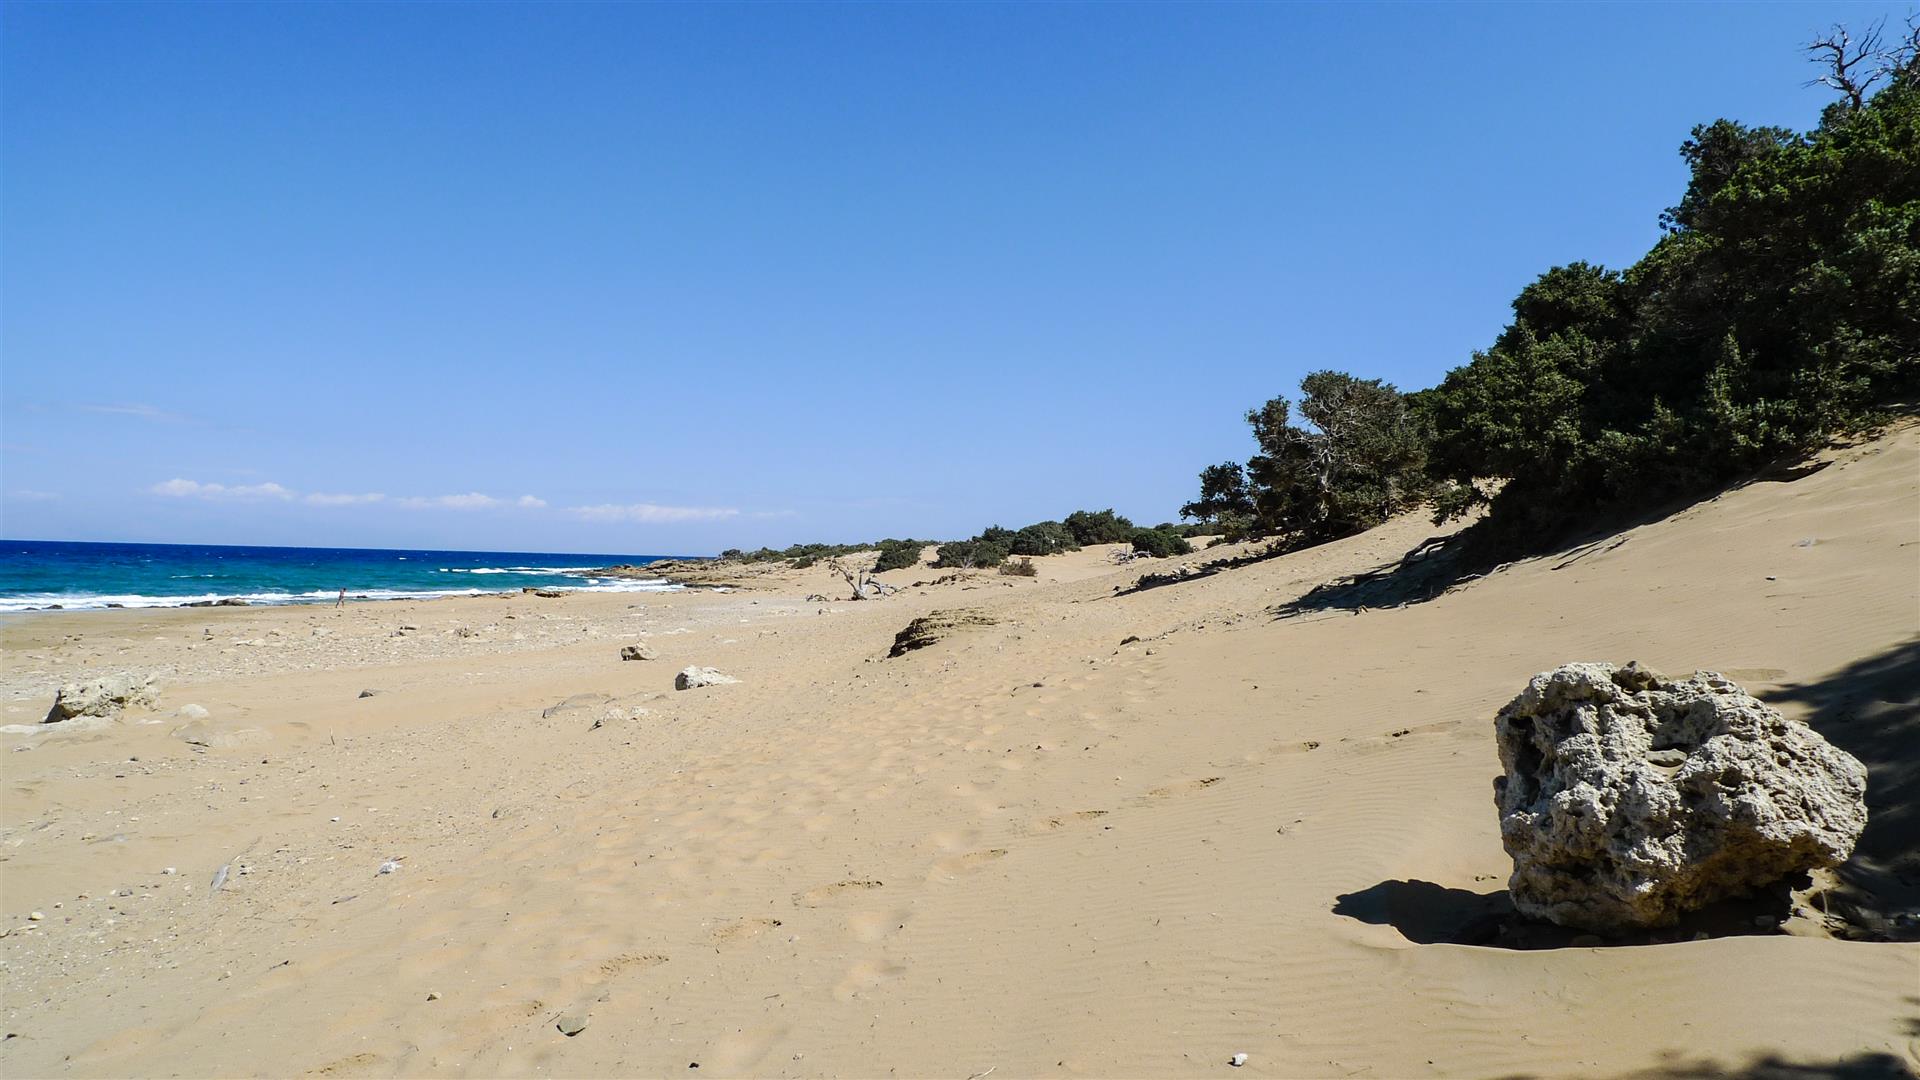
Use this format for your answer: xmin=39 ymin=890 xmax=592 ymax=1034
xmin=1129 ymin=527 xmax=1193 ymax=558
xmin=1063 ymin=509 xmax=1136 ymax=545
xmin=932 ymin=539 xmax=1009 ymax=569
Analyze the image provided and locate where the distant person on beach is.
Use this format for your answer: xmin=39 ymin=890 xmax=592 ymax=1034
xmin=336 ymin=588 xmax=345 ymax=608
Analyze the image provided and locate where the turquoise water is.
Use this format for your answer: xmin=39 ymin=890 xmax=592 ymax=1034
xmin=0 ymin=540 xmax=686 ymax=612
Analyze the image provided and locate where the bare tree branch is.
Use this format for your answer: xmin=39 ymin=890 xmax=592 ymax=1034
xmin=1806 ymin=19 xmax=1889 ymax=109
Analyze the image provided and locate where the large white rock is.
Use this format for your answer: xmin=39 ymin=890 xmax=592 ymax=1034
xmin=674 ymin=666 xmax=738 ymax=690
xmin=1493 ymin=662 xmax=1866 ymax=932
xmin=44 ymin=674 xmax=158 ymax=723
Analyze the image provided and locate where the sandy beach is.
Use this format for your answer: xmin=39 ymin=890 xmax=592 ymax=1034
xmin=1 ymin=423 xmax=1915 ymax=1078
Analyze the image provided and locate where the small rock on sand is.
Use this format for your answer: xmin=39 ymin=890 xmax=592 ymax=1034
xmin=556 ymin=1010 xmax=589 ymax=1036
xmin=620 ymin=643 xmax=658 ymax=662
xmin=175 ymin=704 xmax=210 ymax=720
xmin=675 ymin=667 xmax=738 ymax=690
xmin=357 ymin=689 xmax=384 ymax=699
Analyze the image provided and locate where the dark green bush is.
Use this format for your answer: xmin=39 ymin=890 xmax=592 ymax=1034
xmin=1010 ymin=521 xmax=1079 ymax=556
xmin=1129 ymin=527 xmax=1193 ymax=558
xmin=1064 ymin=509 xmax=1135 ymax=545
xmin=932 ymin=539 xmax=1009 ymax=569
xmin=999 ymin=557 xmax=1038 ymax=577
xmin=872 ymin=539 xmax=924 ymax=573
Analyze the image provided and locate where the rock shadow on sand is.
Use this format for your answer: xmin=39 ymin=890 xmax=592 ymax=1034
xmin=1333 ymin=878 xmax=1811 ymax=950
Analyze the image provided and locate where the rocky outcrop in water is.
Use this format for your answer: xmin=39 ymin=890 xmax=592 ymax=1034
xmin=1493 ymin=662 xmax=1867 ymax=932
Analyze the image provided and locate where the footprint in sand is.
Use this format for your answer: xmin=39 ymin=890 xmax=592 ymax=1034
xmin=1267 ymin=740 xmax=1321 ymax=756
xmin=833 ymin=958 xmax=907 ymax=1001
xmin=846 ymin=908 xmax=912 ymax=943
xmin=712 ymin=917 xmax=783 ymax=943
xmin=1029 ymin=809 xmax=1108 ymax=833
xmin=310 ymin=1052 xmax=383 ymax=1075
xmin=1146 ymin=777 xmax=1222 ymax=799
xmin=595 ymin=953 xmax=668 ymax=978
xmin=931 ymin=848 xmax=1007 ymax=878
xmin=702 ymin=1023 xmax=792 ymax=1071
xmin=793 ymin=879 xmax=884 ymax=907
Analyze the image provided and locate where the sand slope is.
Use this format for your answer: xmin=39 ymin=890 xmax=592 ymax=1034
xmin=1 ymin=425 xmax=1915 ymax=1078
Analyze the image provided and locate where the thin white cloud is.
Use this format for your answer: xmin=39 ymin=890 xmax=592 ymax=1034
xmin=6 ymin=489 xmax=60 ymax=501
xmin=151 ymin=479 xmax=550 ymax=512
xmin=151 ymin=478 xmax=294 ymax=500
xmin=569 ymin=502 xmax=741 ymax=523
xmin=82 ymin=403 xmax=186 ymax=422
xmin=396 ymin=492 xmax=504 ymax=510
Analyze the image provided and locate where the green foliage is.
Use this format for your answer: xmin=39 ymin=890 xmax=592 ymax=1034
xmin=1242 ymin=371 xmax=1432 ymax=543
xmin=1129 ymin=527 xmax=1193 ymax=558
xmin=1426 ymin=64 xmax=1920 ymax=536
xmin=872 ymin=539 xmax=924 ymax=573
xmin=1009 ymin=521 xmax=1080 ymax=556
xmin=1180 ymin=462 xmax=1255 ymax=524
xmin=1194 ymin=35 xmax=1917 ymax=555
xmin=1063 ymin=509 xmax=1136 ymax=546
xmin=932 ymin=539 xmax=1009 ymax=569
xmin=999 ymin=557 xmax=1039 ymax=577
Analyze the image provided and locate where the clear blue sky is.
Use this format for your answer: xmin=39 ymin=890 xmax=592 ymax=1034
xmin=2 ymin=1 xmax=1903 ymax=554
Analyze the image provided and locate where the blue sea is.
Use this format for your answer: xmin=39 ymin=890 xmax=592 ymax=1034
xmin=0 ymin=540 xmax=689 ymax=613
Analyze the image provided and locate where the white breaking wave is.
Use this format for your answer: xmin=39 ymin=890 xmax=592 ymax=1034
xmin=0 ymin=579 xmax=680 ymax=613
xmin=439 ymin=566 xmax=602 ymax=575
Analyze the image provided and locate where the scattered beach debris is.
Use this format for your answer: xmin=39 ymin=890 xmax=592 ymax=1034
xmin=44 ymin=673 xmax=158 ymax=724
xmin=675 ymin=666 xmax=738 ymax=690
xmin=620 ymin=643 xmax=658 ymax=661
xmin=1230 ymin=1053 xmax=1248 ymax=1067
xmin=377 ymin=859 xmax=403 ymax=876
xmin=1493 ymin=662 xmax=1867 ymax=932
xmin=888 ymin=609 xmax=997 ymax=658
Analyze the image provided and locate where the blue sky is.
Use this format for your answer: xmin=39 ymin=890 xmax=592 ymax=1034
xmin=2 ymin=1 xmax=1904 ymax=554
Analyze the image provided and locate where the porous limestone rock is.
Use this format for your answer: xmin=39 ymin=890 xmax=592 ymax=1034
xmin=44 ymin=674 xmax=158 ymax=723
xmin=620 ymin=643 xmax=657 ymax=662
xmin=675 ymin=666 xmax=738 ymax=690
xmin=1493 ymin=662 xmax=1867 ymax=932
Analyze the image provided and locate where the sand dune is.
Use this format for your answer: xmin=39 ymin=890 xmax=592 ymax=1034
xmin=2 ymin=424 xmax=1915 ymax=1078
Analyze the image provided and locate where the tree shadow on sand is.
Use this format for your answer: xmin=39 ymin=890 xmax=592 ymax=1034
xmin=1765 ymin=638 xmax=1920 ymax=941
xmin=1490 ymin=1046 xmax=1919 ymax=1080
xmin=1270 ymin=453 xmax=1846 ymax=620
